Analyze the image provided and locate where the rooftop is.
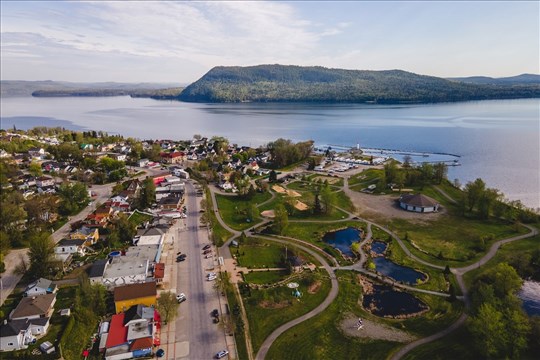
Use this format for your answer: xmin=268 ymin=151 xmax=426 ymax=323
xmin=113 ymin=282 xmax=157 ymax=302
xmin=103 ymin=257 xmax=149 ymax=280
xmin=399 ymin=193 xmax=439 ymax=208
xmin=11 ymin=293 xmax=56 ymax=319
xmin=105 ymin=313 xmax=128 ymax=348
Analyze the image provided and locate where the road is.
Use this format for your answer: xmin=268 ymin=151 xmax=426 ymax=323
xmin=168 ymin=181 xmax=229 ymax=360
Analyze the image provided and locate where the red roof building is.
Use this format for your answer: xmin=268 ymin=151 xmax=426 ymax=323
xmin=105 ymin=313 xmax=128 ymax=349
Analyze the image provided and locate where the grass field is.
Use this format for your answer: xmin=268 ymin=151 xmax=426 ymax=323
xmin=386 ymin=214 xmax=527 ymax=267
xmin=266 ymin=271 xmax=400 ymax=360
xmin=244 ymin=270 xmax=290 ymax=285
xmin=216 ymin=192 xmax=272 ymax=231
xmin=206 ymin=188 xmax=233 ymax=246
xmin=349 ymin=168 xmax=383 ymax=188
xmin=244 ymin=271 xmax=332 ymax=353
xmin=128 ymin=210 xmax=154 ymax=225
xmin=224 ymin=285 xmax=250 ymax=360
xmin=463 ymin=234 xmax=540 ymax=288
xmin=235 ymin=239 xmax=286 ymax=268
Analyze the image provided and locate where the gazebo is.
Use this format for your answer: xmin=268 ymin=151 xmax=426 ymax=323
xmin=399 ymin=193 xmax=440 ymax=213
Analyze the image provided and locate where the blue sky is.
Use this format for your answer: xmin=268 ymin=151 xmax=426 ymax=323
xmin=1 ymin=1 xmax=538 ymax=83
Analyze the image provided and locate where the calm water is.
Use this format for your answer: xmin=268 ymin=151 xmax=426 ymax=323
xmin=370 ymin=242 xmax=427 ymax=284
xmin=519 ymin=280 xmax=540 ymax=316
xmin=363 ymin=284 xmax=428 ymax=317
xmin=322 ymin=227 xmax=361 ymax=257
xmin=1 ymin=96 xmax=538 ymax=208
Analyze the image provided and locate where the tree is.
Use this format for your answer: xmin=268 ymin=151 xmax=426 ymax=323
xmin=157 ymin=291 xmax=180 ymax=324
xmin=464 ymin=178 xmax=486 ymax=212
xmin=110 ymin=213 xmax=136 ymax=243
xmin=138 ymin=177 xmax=156 ymax=209
xmin=58 ymin=182 xmax=89 ymax=215
xmin=28 ymin=232 xmax=55 ymax=277
xmin=402 ymin=155 xmax=413 ymax=168
xmin=480 ymin=262 xmax=523 ymax=297
xmin=273 ymin=204 xmax=288 ymax=235
xmin=268 ymin=170 xmax=277 ymax=183
xmin=319 ymin=185 xmax=336 ymax=214
xmin=28 ymin=161 xmax=43 ymax=177
xmin=433 ymin=163 xmax=448 ymax=184
xmin=468 ymin=303 xmax=507 ymax=358
xmin=24 ymin=194 xmax=59 ymax=228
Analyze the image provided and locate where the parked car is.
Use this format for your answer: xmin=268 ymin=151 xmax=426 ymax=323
xmin=211 ymin=309 xmax=219 ymax=317
xmin=202 ymin=244 xmax=211 ymax=250
xmin=215 ymin=350 xmax=229 ymax=359
xmin=203 ymin=249 xmax=212 ymax=255
xmin=205 ymin=254 xmax=212 ymax=259
xmin=176 ymin=257 xmax=185 ymax=262
xmin=176 ymin=293 xmax=186 ymax=303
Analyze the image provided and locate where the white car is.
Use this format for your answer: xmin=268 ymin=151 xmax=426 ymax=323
xmin=207 ymin=274 xmax=217 ymax=281
xmin=176 ymin=293 xmax=186 ymax=303
xmin=215 ymin=350 xmax=229 ymax=359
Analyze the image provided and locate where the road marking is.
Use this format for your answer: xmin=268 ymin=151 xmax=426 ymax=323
xmin=175 ymin=340 xmax=190 ymax=358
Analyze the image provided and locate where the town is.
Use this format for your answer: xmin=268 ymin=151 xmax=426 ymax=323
xmin=0 ymin=127 xmax=539 ymax=360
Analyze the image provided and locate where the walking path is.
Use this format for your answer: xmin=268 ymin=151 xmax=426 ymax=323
xmin=208 ymin=174 xmax=539 ymax=360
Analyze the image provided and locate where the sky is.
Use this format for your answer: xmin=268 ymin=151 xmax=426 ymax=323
xmin=1 ymin=1 xmax=539 ymax=84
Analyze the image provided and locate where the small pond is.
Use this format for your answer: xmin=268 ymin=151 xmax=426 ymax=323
xmin=519 ymin=280 xmax=540 ymax=316
xmin=371 ymin=241 xmax=387 ymax=255
xmin=322 ymin=227 xmax=361 ymax=257
xmin=363 ymin=284 xmax=428 ymax=317
xmin=371 ymin=242 xmax=427 ymax=285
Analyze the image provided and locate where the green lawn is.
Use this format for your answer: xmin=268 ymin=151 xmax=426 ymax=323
xmin=244 ymin=270 xmax=290 ymax=285
xmin=383 ymin=237 xmax=452 ymax=292
xmin=266 ymin=271 xmax=400 ymax=360
xmin=128 ymin=210 xmax=154 ymax=225
xmin=463 ymin=234 xmax=540 ymax=288
xmin=402 ymin=326 xmax=477 ymax=360
xmin=216 ymin=192 xmax=272 ymax=231
xmin=349 ymin=168 xmax=383 ymax=187
xmin=266 ymin=270 xmax=464 ymax=360
xmin=206 ymin=188 xmax=233 ymax=246
xmin=280 ymin=221 xmax=367 ymax=264
xmin=235 ymin=239 xmax=286 ymax=268
xmin=386 ymin=214 xmax=527 ymax=267
xmin=243 ymin=271 xmax=332 ymax=353
xmin=224 ymin=285 xmax=250 ymax=360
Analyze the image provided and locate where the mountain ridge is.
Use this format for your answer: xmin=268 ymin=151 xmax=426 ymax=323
xmin=178 ymin=65 xmax=540 ymax=104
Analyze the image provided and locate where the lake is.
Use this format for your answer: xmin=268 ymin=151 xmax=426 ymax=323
xmin=1 ymin=96 xmax=538 ymax=208
xmin=519 ymin=280 xmax=540 ymax=316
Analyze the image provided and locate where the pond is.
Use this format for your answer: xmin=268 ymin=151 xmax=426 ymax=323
xmin=518 ymin=280 xmax=540 ymax=316
xmin=322 ymin=227 xmax=361 ymax=257
xmin=371 ymin=242 xmax=427 ymax=285
xmin=363 ymin=284 xmax=428 ymax=318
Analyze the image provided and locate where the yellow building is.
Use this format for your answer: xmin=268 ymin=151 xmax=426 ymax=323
xmin=70 ymin=226 xmax=99 ymax=246
xmin=113 ymin=282 xmax=157 ymax=313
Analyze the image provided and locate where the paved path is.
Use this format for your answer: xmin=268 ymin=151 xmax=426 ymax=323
xmin=253 ymin=235 xmax=339 ymax=360
xmin=432 ymin=185 xmax=458 ymax=205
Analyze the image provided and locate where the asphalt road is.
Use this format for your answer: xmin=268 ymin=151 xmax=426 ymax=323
xmin=172 ymin=181 xmax=228 ymax=360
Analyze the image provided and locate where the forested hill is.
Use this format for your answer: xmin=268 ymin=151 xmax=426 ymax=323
xmin=178 ymin=65 xmax=540 ymax=103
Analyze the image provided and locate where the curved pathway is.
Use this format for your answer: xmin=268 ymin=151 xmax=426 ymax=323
xmin=209 ymin=175 xmax=539 ymax=360
xmin=253 ymin=235 xmax=339 ymax=360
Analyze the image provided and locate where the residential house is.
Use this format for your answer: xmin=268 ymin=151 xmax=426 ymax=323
xmin=0 ymin=149 xmax=10 ymax=158
xmin=70 ymin=226 xmax=99 ymax=246
xmin=137 ymin=159 xmax=150 ymax=167
xmin=84 ymin=205 xmax=113 ymax=228
xmin=28 ymin=147 xmax=46 ymax=160
xmin=24 ymin=278 xmax=58 ymax=297
xmin=10 ymin=293 xmax=56 ymax=321
xmin=160 ymin=151 xmax=185 ymax=164
xmin=158 ymin=194 xmax=182 ymax=210
xmin=0 ymin=318 xmax=50 ymax=351
xmin=102 ymin=257 xmax=150 ymax=288
xmin=108 ymin=153 xmax=127 ymax=162
xmin=55 ymin=238 xmax=86 ymax=256
xmin=35 ymin=176 xmax=55 ymax=188
xmin=41 ymin=161 xmax=61 ymax=173
xmin=88 ymin=259 xmax=109 ymax=285
xmin=113 ymin=282 xmax=157 ymax=313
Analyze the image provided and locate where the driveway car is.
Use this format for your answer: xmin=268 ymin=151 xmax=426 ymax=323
xmin=215 ymin=350 xmax=229 ymax=359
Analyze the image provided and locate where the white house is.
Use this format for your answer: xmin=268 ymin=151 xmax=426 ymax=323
xmin=55 ymin=239 xmax=86 ymax=256
xmin=0 ymin=317 xmax=52 ymax=351
xmin=35 ymin=176 xmax=55 ymax=188
xmin=24 ymin=278 xmax=58 ymax=297
xmin=137 ymin=159 xmax=150 ymax=167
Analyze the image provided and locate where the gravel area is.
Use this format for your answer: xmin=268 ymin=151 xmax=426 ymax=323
xmin=340 ymin=315 xmax=417 ymax=343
